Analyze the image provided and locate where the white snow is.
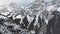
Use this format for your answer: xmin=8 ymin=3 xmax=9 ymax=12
xmin=46 ymin=5 xmax=55 ymax=11
xmin=1 ymin=12 xmax=10 ymax=15
xmin=7 ymin=7 xmax=13 ymax=12
xmin=57 ymin=7 xmax=60 ymax=12
xmin=16 ymin=15 xmax=22 ymax=19
xmin=27 ymin=15 xmax=34 ymax=23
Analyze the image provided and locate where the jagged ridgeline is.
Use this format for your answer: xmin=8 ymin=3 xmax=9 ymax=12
xmin=0 ymin=0 xmax=60 ymax=34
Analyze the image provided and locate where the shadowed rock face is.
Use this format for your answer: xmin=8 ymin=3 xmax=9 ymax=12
xmin=0 ymin=10 xmax=60 ymax=34
xmin=46 ymin=11 xmax=60 ymax=34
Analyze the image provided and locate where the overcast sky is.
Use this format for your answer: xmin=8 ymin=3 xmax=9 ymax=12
xmin=0 ymin=0 xmax=52 ymax=7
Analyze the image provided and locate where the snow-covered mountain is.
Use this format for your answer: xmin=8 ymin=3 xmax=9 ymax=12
xmin=25 ymin=0 xmax=45 ymax=16
xmin=0 ymin=0 xmax=46 ymax=17
xmin=0 ymin=3 xmax=24 ymax=18
xmin=0 ymin=0 xmax=60 ymax=34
